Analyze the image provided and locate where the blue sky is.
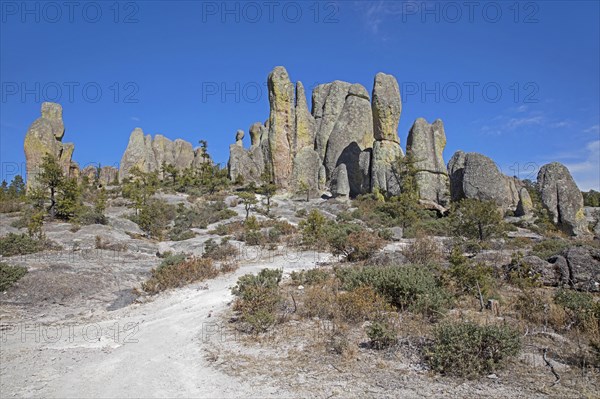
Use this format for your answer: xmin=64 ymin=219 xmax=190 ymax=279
xmin=1 ymin=0 xmax=599 ymax=189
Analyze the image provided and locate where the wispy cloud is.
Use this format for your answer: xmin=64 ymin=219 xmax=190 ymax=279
xmin=479 ymin=108 xmax=572 ymax=136
xmin=584 ymin=124 xmax=599 ymax=134
xmin=560 ymin=140 xmax=600 ymax=191
xmin=130 ymin=116 xmax=141 ymax=122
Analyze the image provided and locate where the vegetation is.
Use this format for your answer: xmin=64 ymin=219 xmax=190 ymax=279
xmin=0 ymin=175 xmax=26 ymax=213
xmin=142 ymin=254 xmax=219 ymax=294
xmin=231 ymin=269 xmax=283 ymax=333
xmin=427 ymin=322 xmax=521 ymax=378
xmin=0 ymin=233 xmax=49 ymax=257
xmin=451 ymin=198 xmax=505 ymax=242
xmin=337 ymin=265 xmax=452 ymax=318
xmin=0 ymin=262 xmax=28 ymax=291
xmin=582 ymin=189 xmax=600 ymax=207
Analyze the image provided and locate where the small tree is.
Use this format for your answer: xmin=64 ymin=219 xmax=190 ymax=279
xmin=55 ymin=178 xmax=82 ymax=220
xmin=38 ymin=154 xmax=65 ymax=219
xmin=238 ymin=192 xmax=257 ymax=221
xmin=161 ymin=162 xmax=178 ymax=185
xmin=122 ymin=166 xmax=159 ymax=215
xmin=451 ymin=198 xmax=504 ymax=242
xmin=299 ymin=209 xmax=327 ymax=247
xmin=7 ymin=175 xmax=26 ymax=199
xmin=298 ymin=180 xmax=310 ymax=202
xmin=390 ymin=153 xmax=421 ymax=229
xmin=94 ymin=187 xmax=107 ymax=215
xmin=258 ymin=182 xmax=277 ymax=215
xmin=27 ymin=210 xmax=45 ymax=239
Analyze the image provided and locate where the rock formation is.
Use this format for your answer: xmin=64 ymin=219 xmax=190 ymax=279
xmin=371 ymin=73 xmax=403 ymax=196
xmin=406 ymin=118 xmax=450 ymax=205
xmin=549 ymin=246 xmax=600 ymax=292
xmin=267 ymin=67 xmax=295 ymax=188
xmin=24 ymin=102 xmax=76 ymax=190
xmin=119 ymin=128 xmax=209 ymax=182
xmin=537 ymin=162 xmax=588 ymax=236
xmin=447 ymin=151 xmax=518 ymax=209
xmin=515 ymin=187 xmax=534 ymax=217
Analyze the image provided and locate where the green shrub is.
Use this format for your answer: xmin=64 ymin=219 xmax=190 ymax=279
xmin=366 ymin=320 xmax=397 ymax=349
xmin=327 ymin=225 xmax=384 ymax=261
xmin=232 ymin=269 xmax=283 ymax=332
xmin=0 ymin=233 xmax=47 ymax=257
xmin=402 ymin=235 xmax=443 ymax=265
xmin=0 ymin=262 xmax=27 ymax=291
xmin=299 ymin=209 xmax=328 ymax=248
xmin=290 ymin=268 xmax=330 ymax=286
xmin=451 ymin=199 xmax=505 ymax=242
xmin=337 ymin=265 xmax=451 ymax=318
xmin=427 ymin=322 xmax=521 ymax=378
xmin=531 ymin=239 xmax=569 ymax=260
xmin=444 ymin=247 xmax=497 ymax=301
xmin=202 ymin=238 xmax=238 ymax=260
xmin=142 ymin=256 xmax=219 ymax=294
xmin=76 ymin=206 xmax=107 ymax=225
xmin=554 ymin=289 xmax=600 ymax=333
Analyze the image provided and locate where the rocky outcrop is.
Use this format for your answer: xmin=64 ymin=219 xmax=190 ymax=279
xmin=313 ymin=81 xmax=352 ymax=161
xmin=406 ymin=118 xmax=450 ymax=205
xmin=537 ymin=162 xmax=588 ymax=236
xmin=370 ymin=73 xmax=403 ymax=196
xmin=550 ymin=246 xmax=600 ymax=292
xmin=99 ymin=166 xmax=119 ymax=186
xmin=515 ymin=187 xmax=534 ymax=217
xmin=119 ymin=128 xmax=209 ymax=182
xmin=267 ymin=67 xmax=295 ymax=188
xmin=230 ymin=67 xmax=376 ymax=197
xmin=323 ymin=84 xmax=374 ymax=183
xmin=331 ymin=164 xmax=350 ymax=198
xmin=371 ymin=141 xmax=402 ymax=195
xmin=448 ymin=151 xmax=518 ymax=209
xmin=24 ymin=102 xmax=76 ymax=190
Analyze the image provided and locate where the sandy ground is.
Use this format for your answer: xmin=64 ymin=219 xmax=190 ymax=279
xmin=1 ymin=244 xmax=330 ymax=398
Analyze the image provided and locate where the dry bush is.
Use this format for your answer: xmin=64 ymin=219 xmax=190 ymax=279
xmin=220 ymin=260 xmax=239 ymax=273
xmin=402 ymin=235 xmax=443 ymax=265
xmin=337 ymin=286 xmax=393 ymax=323
xmin=142 ymin=256 xmax=218 ymax=294
xmin=202 ymin=238 xmax=239 ymax=261
xmin=302 ymin=284 xmax=338 ymax=320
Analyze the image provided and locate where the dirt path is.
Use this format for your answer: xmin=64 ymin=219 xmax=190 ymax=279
xmin=1 ymin=251 xmax=329 ymax=398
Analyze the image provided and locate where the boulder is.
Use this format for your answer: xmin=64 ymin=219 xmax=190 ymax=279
xmin=291 ymin=147 xmax=321 ymax=197
xmin=312 ymin=81 xmax=352 ymax=160
xmin=249 ymin=122 xmax=265 ymax=147
xmin=448 ymin=151 xmax=514 ymax=208
xmin=24 ymin=102 xmax=75 ymax=190
xmin=537 ymin=162 xmax=588 ymax=237
xmin=372 ymin=72 xmax=401 ymax=143
xmin=584 ymin=207 xmax=600 ymax=239
xmin=515 ymin=187 xmax=534 ymax=217
xmin=324 ymin=83 xmax=374 ymax=181
xmin=371 ymin=140 xmax=403 ymax=196
xmin=267 ymin=66 xmax=295 ymax=188
xmin=550 ymin=246 xmax=600 ymax=292
xmin=330 ymin=164 xmax=350 ymax=198
xmin=406 ymin=118 xmax=450 ymax=205
xmin=519 ymin=255 xmax=561 ymax=286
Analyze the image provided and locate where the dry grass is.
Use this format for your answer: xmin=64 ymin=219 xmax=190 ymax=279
xmin=142 ymin=257 xmax=219 ymax=294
